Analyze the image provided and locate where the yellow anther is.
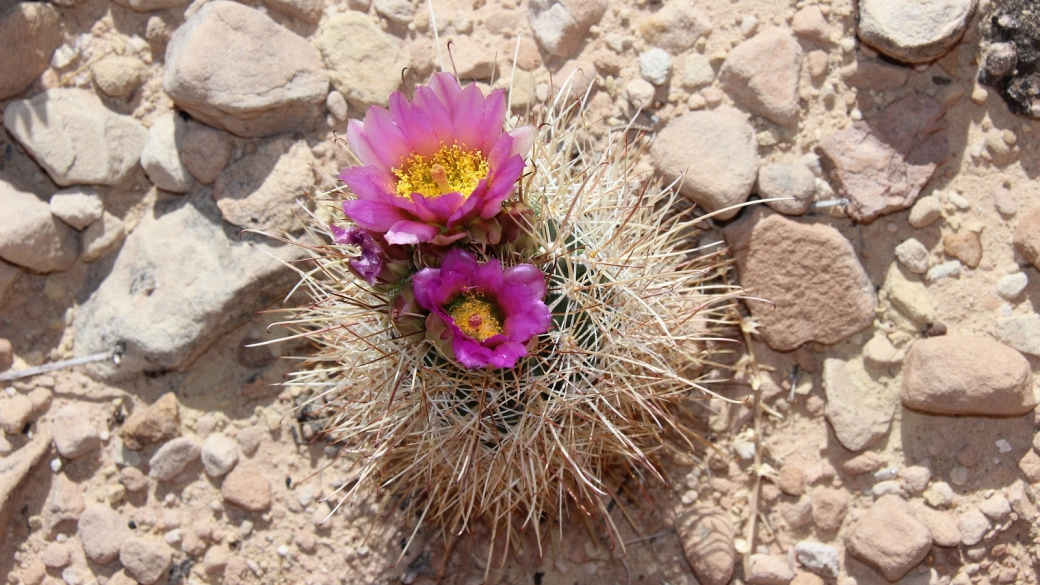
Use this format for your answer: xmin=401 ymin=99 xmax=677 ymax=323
xmin=393 ymin=144 xmax=489 ymax=200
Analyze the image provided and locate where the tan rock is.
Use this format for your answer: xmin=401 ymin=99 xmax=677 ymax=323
xmin=778 ymin=464 xmax=806 ymax=496
xmin=1014 ymin=205 xmax=1040 ymax=270
xmin=811 ymin=487 xmax=849 ymax=532
xmin=222 ymin=465 xmax=272 ymax=512
xmin=845 ymin=495 xmax=932 ymax=581
xmin=122 ymin=392 xmax=181 ymax=450
xmin=677 ymin=506 xmax=735 ymax=585
xmin=943 ymin=231 xmax=982 ymax=268
xmin=720 ymin=28 xmax=803 ymax=126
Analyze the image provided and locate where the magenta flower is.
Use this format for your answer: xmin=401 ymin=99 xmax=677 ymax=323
xmin=412 ymin=249 xmax=551 ymax=369
xmin=330 ymin=226 xmax=411 ymax=287
xmin=340 ymin=73 xmax=536 ymax=246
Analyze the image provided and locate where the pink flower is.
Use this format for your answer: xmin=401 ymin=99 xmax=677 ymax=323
xmin=340 ymin=73 xmax=535 ymax=247
xmin=412 ymin=249 xmax=551 ymax=369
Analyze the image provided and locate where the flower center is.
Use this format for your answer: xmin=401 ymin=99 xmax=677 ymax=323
xmin=393 ymin=144 xmax=489 ymax=200
xmin=446 ymin=292 xmax=503 ymax=342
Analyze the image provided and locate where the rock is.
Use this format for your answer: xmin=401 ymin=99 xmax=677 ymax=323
xmin=817 ymin=95 xmax=948 ymax=223
xmin=677 ymin=507 xmax=735 ymax=585
xmin=908 ymin=195 xmax=943 ymax=228
xmin=846 ymin=495 xmax=932 ymax=581
xmin=758 ymin=163 xmax=815 ymax=215
xmin=111 ymin=0 xmax=190 ymax=11
xmin=677 ymin=54 xmax=715 ymax=90
xmin=901 ymin=336 xmax=1035 ymax=416
xmin=78 ymin=504 xmax=132 ymax=564
xmin=203 ymin=545 xmax=230 ymax=573
xmin=120 ymin=538 xmax=172 ymax=585
xmin=842 ymin=452 xmax=884 ymax=475
xmin=0 ymin=430 xmax=52 ymax=538
xmin=0 ymin=262 xmax=21 ymax=308
xmin=793 ymin=541 xmax=839 ymax=579
xmin=748 ymin=554 xmax=795 ymax=585
xmin=895 ymin=238 xmax=930 ymax=275
xmin=315 ymin=12 xmax=408 ymax=110
xmin=148 ymin=437 xmax=201 ymax=481
xmin=823 ymin=357 xmax=898 ymax=451
xmin=555 ymin=59 xmax=598 ymax=101
xmin=41 ymin=541 xmax=73 ymax=569
xmin=121 ymin=393 xmax=180 ymax=450
xmin=326 ymin=91 xmax=348 ymax=122
xmin=638 ymin=2 xmax=711 ymax=53
xmin=0 ymin=177 xmax=79 ymax=273
xmin=995 ymin=312 xmax=1040 ymax=350
xmin=857 ymin=0 xmax=977 ymax=63
xmin=213 ymin=138 xmax=315 ymax=234
xmin=625 ymin=78 xmax=656 ymax=105
xmin=997 ymin=272 xmax=1028 ymax=300
xmin=164 ymin=1 xmax=328 ymax=138
xmin=266 ymin=0 xmax=322 ymax=24
xmin=1009 ymin=479 xmax=1039 ymax=521
xmin=719 ymin=28 xmax=803 ymax=126
xmin=52 ymin=404 xmax=100 ymax=459
xmin=863 ymin=333 xmax=903 ymax=368
xmin=141 ymin=114 xmax=192 ymax=193
xmin=5 ymin=89 xmax=148 ymax=187
xmin=923 ymin=481 xmax=955 ymax=507
xmin=49 ymin=187 xmax=103 ymax=231
xmin=119 ymin=467 xmax=149 ymax=492
xmin=236 ymin=426 xmax=263 ymax=456
xmin=1014 ymin=205 xmax=1040 ymax=269
xmin=448 ymin=36 xmax=494 ymax=80
xmin=725 ymin=210 xmax=875 ymax=351
xmin=839 ymin=59 xmax=909 ymax=91
xmin=180 ymin=121 xmax=233 ymax=185
xmin=74 ymin=191 xmax=302 ymax=376
xmin=0 ymin=337 xmax=12 ymax=371
xmin=943 ymin=231 xmax=982 ymax=268
xmin=811 ymin=487 xmax=850 ymax=532
xmin=958 ymin=509 xmax=990 ymax=546
xmin=222 ymin=465 xmax=272 ymax=512
xmin=223 ymin=557 xmax=258 ymax=585
xmin=81 ymin=211 xmax=126 ymax=263
xmin=374 ymin=0 xmax=414 ymax=24
xmin=900 ymin=466 xmax=932 ymax=493
xmin=884 ymin=264 xmax=936 ymax=324
xmin=0 ymin=3 xmax=62 ymax=100
xmin=926 ymin=260 xmax=961 ymax=281
xmin=806 ymin=50 xmax=829 ymax=78
xmin=651 ymin=108 xmax=758 ymax=220
xmin=92 ymin=57 xmax=148 ymax=98
xmin=1020 ymin=449 xmax=1040 ymax=483
xmin=980 ymin=493 xmax=1011 ymax=521
xmin=791 ymin=6 xmax=830 ymax=43
xmin=42 ymin=474 xmax=85 ymax=534
xmin=778 ymin=464 xmax=806 ymax=496
xmin=640 ymin=48 xmax=672 ymax=86
xmin=913 ymin=505 xmax=960 ymax=547
xmin=0 ymin=394 xmax=33 ymax=434
xmin=201 ymin=433 xmax=239 ymax=477
xmin=993 ymin=184 xmax=1018 ymax=216
xmin=529 ymin=0 xmax=607 ymax=58
xmin=780 ymin=495 xmax=813 ymax=529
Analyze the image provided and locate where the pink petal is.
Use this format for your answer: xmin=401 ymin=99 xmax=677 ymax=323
xmin=342 ymin=200 xmax=413 ymax=232
xmin=428 ymin=72 xmax=462 ymax=116
xmin=339 ymin=166 xmax=398 ymax=202
xmin=473 ymin=258 xmax=504 ymax=291
xmin=346 ymin=120 xmax=388 ymax=172
xmin=507 ymin=125 xmax=536 ymax=159
xmin=453 ymin=83 xmax=486 ymax=150
xmin=480 ymin=89 xmax=507 ymax=152
xmin=385 ymin=220 xmax=440 ymax=245
xmin=363 ymin=107 xmax=414 ymax=169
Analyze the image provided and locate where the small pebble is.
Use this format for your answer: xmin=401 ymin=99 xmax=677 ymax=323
xmin=895 ymin=238 xmax=929 ymax=274
xmin=873 ymin=467 xmax=899 ymax=481
xmin=995 ymin=439 xmax=1012 ymax=454
xmin=926 ymin=260 xmax=961 ymax=282
xmin=996 ymin=272 xmax=1028 ymax=300
xmin=950 ymin=466 xmax=969 ymax=486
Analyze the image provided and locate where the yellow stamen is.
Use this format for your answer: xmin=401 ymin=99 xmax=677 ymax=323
xmin=393 ymin=143 xmax=489 ymax=200
xmin=447 ymin=293 xmax=503 ymax=342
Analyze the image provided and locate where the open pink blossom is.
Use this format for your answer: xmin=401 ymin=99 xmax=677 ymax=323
xmin=340 ymin=72 xmax=535 ymax=246
xmin=412 ymin=249 xmax=551 ymax=369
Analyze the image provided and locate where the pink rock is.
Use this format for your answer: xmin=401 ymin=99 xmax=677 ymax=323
xmin=725 ymin=209 xmax=875 ymax=351
xmin=845 ymin=495 xmax=932 ymax=581
xmin=811 ymin=487 xmax=849 ymax=532
xmin=1013 ymin=205 xmax=1040 ymax=270
xmin=720 ymin=28 xmax=803 ymax=127
xmin=839 ymin=59 xmax=909 ymax=91
xmin=221 ymin=465 xmax=272 ymax=512
xmin=901 ymin=336 xmax=1035 ymax=416
xmin=817 ymin=94 xmax=948 ymax=222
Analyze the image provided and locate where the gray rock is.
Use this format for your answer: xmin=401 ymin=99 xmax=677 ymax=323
xmin=4 ymin=89 xmax=148 ymax=187
xmin=81 ymin=212 xmax=126 ymax=263
xmin=212 ymin=138 xmax=315 ymax=234
xmin=78 ymin=504 xmax=132 ymax=565
xmin=201 ymin=433 xmax=239 ymax=477
xmin=112 ymin=0 xmax=190 ymax=11
xmin=857 ymin=0 xmax=977 ymax=63
xmin=374 ymin=0 xmax=414 ymax=24
xmin=958 ymin=509 xmax=990 ymax=546
xmin=823 ymin=357 xmax=898 ymax=452
xmin=141 ymin=114 xmax=192 ymax=193
xmin=0 ymin=177 xmax=79 ymax=273
xmin=50 ymin=187 xmax=104 ymax=230
xmin=326 ymin=90 xmax=348 ymax=122
xmin=638 ymin=2 xmax=711 ymax=53
xmin=846 ymin=495 xmax=932 ymax=581
xmin=895 ymin=238 xmax=930 ymax=274
xmin=148 ymin=437 xmax=201 ymax=481
xmin=979 ymin=493 xmax=1011 ymax=521
xmin=640 ymin=48 xmax=672 ymax=86
xmin=996 ymin=272 xmax=1028 ymax=300
xmin=265 ymin=0 xmax=323 ymax=24
xmin=720 ymin=28 xmax=803 ymax=127
xmin=315 ymin=12 xmax=408 ymax=110
xmin=92 ymin=56 xmax=148 ymax=99
xmin=0 ymin=3 xmax=62 ymax=100
xmin=52 ymin=404 xmax=100 ymax=459
xmin=925 ymin=260 xmax=960 ymax=282
xmin=180 ymin=121 xmax=233 ymax=185
xmin=528 ymin=0 xmax=607 ymax=58
xmin=794 ymin=541 xmax=840 ymax=578
xmin=164 ymin=1 xmax=328 ymax=138
xmin=651 ymin=108 xmax=758 ymax=220
xmin=995 ymin=314 xmax=1040 ymax=357
xmin=119 ymin=538 xmax=172 ymax=585
xmin=817 ymin=95 xmax=948 ymax=223
xmin=758 ymin=163 xmax=815 ymax=215
xmin=74 ymin=191 xmax=303 ymax=377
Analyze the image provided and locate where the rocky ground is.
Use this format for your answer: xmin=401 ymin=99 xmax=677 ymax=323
xmin=2 ymin=0 xmax=1040 ymax=583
